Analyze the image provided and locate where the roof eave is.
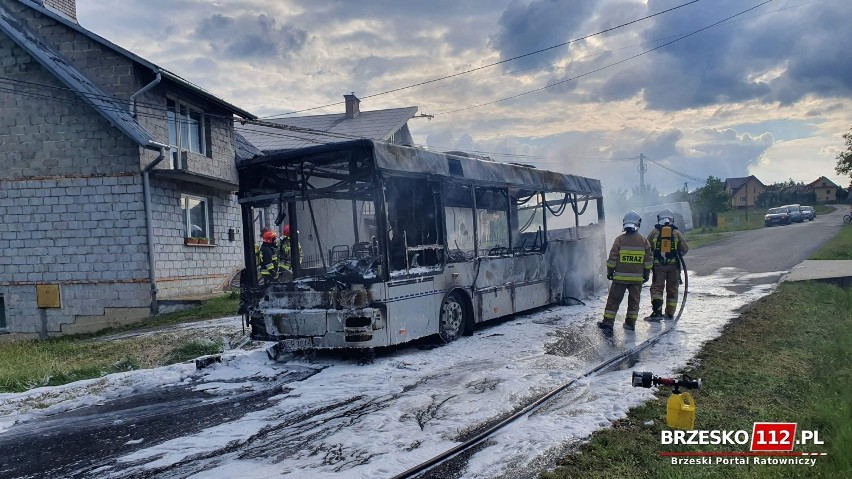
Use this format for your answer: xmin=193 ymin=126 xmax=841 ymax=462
xmin=18 ymin=0 xmax=256 ymax=120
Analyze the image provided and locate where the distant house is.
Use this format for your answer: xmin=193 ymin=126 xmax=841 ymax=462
xmin=806 ymin=176 xmax=839 ymax=203
xmin=236 ymin=93 xmax=420 ymax=240
xmin=237 ymin=94 xmax=417 ymax=154
xmin=0 ymin=0 xmax=256 ymax=335
xmin=724 ymin=176 xmax=766 ymax=208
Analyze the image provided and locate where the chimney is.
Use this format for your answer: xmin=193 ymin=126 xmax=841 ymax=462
xmin=344 ymin=92 xmax=360 ymax=119
xmin=39 ymin=0 xmax=78 ymax=22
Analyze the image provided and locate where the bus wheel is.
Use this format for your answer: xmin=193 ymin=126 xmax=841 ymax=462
xmin=439 ymin=292 xmax=466 ymax=343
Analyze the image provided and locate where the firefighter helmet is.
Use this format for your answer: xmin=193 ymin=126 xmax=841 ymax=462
xmin=282 ymin=225 xmax=291 ymax=237
xmin=262 ymin=229 xmax=277 ymax=243
xmin=623 ymin=211 xmax=642 ymax=232
xmin=657 ymin=208 xmax=675 ymax=225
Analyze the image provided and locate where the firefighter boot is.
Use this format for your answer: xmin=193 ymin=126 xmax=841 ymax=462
xmin=623 ymin=322 xmax=635 ymax=331
xmin=597 ymin=320 xmax=614 ymax=331
xmin=644 ymin=299 xmax=664 ymax=322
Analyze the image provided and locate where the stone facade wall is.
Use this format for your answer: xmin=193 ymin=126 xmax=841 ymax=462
xmin=0 ymin=2 xmax=247 ymax=333
xmin=0 ymin=174 xmax=151 ymax=333
xmin=149 ymin=176 xmax=244 ymax=298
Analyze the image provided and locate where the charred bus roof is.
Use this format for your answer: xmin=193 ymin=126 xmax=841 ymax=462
xmin=237 ymin=139 xmax=602 ymax=205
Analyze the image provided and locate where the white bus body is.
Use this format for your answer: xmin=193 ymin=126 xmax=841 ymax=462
xmin=238 ymin=140 xmax=606 ymax=350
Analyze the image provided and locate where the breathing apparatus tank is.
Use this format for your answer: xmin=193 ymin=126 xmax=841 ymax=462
xmin=656 ymin=208 xmax=676 ymax=257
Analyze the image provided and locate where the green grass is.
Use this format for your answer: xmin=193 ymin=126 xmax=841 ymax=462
xmin=813 ymin=204 xmax=835 ymax=215
xmin=685 ymin=210 xmax=766 ymax=249
xmin=683 ymin=231 xmax=733 ymax=249
xmin=714 ymin=209 xmax=767 ymax=232
xmin=542 ymin=281 xmax=852 ymax=479
xmin=98 ymin=292 xmax=240 ymax=335
xmin=810 ymin=226 xmax=852 ymax=260
xmin=0 ymin=294 xmax=239 ymax=393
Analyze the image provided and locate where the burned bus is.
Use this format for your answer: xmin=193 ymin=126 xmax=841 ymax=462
xmin=238 ymin=139 xmax=605 ymax=351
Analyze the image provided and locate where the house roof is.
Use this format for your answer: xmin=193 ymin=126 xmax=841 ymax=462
xmin=806 ymin=176 xmax=839 ymax=188
xmin=724 ymin=175 xmax=765 ymax=192
xmin=234 ymin=132 xmax=264 ymax=163
xmin=237 ymin=106 xmax=418 ymax=156
xmin=0 ymin=3 xmax=161 ymax=148
xmin=13 ymin=0 xmax=255 ymax=120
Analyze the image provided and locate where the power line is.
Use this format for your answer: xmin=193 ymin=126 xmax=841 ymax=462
xmin=390 ymin=0 xmax=817 ymax=102
xmin=435 ymin=0 xmax=776 ymax=115
xmin=258 ymin=0 xmax=701 ymax=119
xmin=644 ymin=157 xmax=706 ymax=184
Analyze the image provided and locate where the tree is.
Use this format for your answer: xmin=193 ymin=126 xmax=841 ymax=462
xmin=836 ymin=126 xmax=852 ymax=181
xmin=690 ymin=176 xmax=731 ymax=227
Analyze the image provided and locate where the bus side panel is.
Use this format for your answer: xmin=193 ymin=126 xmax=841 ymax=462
xmin=475 ymin=257 xmax=515 ymax=321
xmin=512 ymin=280 xmax=551 ymax=313
xmin=546 ymin=237 xmax=605 ymax=300
xmin=384 ymin=276 xmax=444 ymax=345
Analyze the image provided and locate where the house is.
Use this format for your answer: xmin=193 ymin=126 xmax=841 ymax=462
xmin=806 ymin=176 xmax=839 ymax=203
xmin=724 ymin=175 xmax=765 ymax=208
xmin=237 ymin=94 xmax=417 ymax=155
xmin=0 ymin=0 xmax=256 ymax=335
xmin=236 ymin=93 xmax=420 ymax=235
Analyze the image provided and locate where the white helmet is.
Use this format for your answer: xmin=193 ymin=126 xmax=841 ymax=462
xmin=623 ymin=211 xmax=642 ymax=232
xmin=657 ymin=208 xmax=675 ymax=225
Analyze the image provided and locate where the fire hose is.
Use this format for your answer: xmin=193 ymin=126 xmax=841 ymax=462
xmin=391 ymin=255 xmax=689 ymax=479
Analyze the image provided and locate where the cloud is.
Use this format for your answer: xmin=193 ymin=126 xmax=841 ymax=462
xmin=586 ymin=0 xmax=852 ymax=110
xmin=491 ymin=0 xmax=596 ymax=69
xmin=194 ymin=13 xmax=307 ymax=61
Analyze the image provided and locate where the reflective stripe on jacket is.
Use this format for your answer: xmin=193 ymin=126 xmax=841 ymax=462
xmin=606 ymin=232 xmax=653 ymax=283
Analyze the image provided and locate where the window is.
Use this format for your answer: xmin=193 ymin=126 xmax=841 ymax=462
xmin=741 ymin=196 xmax=746 ymax=202
xmin=180 ymin=194 xmax=210 ymax=240
xmin=475 ymin=187 xmax=509 ymax=255
xmin=445 ymin=183 xmax=475 ymax=261
xmin=0 ymin=295 xmax=5 ymax=328
xmin=167 ymin=98 xmax=208 ymax=166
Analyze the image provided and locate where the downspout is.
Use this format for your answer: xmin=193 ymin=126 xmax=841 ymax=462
xmin=142 ymin=143 xmax=169 ymax=315
xmin=130 ymin=71 xmax=162 ymax=118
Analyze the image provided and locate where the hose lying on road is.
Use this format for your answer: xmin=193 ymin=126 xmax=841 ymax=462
xmin=392 ymin=258 xmax=689 ymax=479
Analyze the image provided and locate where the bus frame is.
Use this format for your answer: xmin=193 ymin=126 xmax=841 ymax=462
xmin=238 ymin=139 xmax=605 ymax=351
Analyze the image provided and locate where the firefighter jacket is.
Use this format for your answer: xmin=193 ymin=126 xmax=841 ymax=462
xmin=647 ymin=225 xmax=689 ymax=265
xmin=259 ymin=241 xmax=278 ymax=278
xmin=278 ymin=235 xmax=303 ymax=271
xmin=606 ymin=231 xmax=653 ymax=284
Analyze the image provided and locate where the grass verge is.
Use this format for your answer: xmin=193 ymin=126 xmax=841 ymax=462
xmin=810 ymin=226 xmax=852 ymax=260
xmin=542 ymin=281 xmax=852 ymax=479
xmin=0 ymin=294 xmax=240 ymax=393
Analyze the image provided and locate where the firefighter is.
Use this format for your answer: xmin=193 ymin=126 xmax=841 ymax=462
xmin=259 ymin=228 xmax=279 ymax=282
xmin=255 ymin=227 xmax=272 ymax=271
xmin=645 ymin=208 xmax=689 ymax=321
xmin=278 ymin=225 xmax=302 ymax=276
xmin=598 ymin=211 xmax=653 ymax=331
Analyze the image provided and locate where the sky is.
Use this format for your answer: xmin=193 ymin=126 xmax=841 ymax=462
xmin=72 ymin=0 xmax=852 ymax=194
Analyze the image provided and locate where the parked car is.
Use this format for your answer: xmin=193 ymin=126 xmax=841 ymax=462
xmin=780 ymin=204 xmax=804 ymax=223
xmin=764 ymin=207 xmax=792 ymax=226
xmin=801 ymin=205 xmax=815 ymax=221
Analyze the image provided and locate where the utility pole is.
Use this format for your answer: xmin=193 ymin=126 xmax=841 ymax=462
xmin=638 ymin=153 xmax=647 ymax=199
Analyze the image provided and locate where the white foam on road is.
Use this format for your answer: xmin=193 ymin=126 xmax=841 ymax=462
xmin=0 ymin=269 xmax=780 ymax=479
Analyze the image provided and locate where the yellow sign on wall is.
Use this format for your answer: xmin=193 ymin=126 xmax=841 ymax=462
xmin=36 ymin=284 xmax=61 ymax=309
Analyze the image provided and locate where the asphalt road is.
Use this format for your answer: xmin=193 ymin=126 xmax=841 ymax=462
xmin=0 ymin=207 xmax=845 ymax=479
xmin=687 ymin=208 xmax=846 ymax=276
